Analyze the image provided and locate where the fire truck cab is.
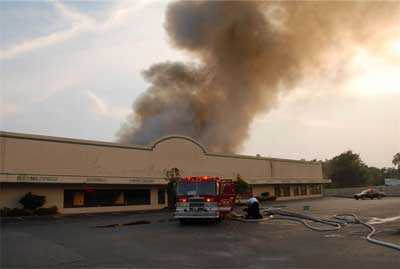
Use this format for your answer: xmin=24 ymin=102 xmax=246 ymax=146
xmin=174 ymin=176 xmax=236 ymax=222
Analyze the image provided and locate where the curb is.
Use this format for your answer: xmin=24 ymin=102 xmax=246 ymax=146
xmin=1 ymin=209 xmax=175 ymax=223
xmin=1 ymin=214 xmax=60 ymax=224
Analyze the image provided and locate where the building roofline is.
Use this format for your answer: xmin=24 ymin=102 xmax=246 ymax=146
xmin=206 ymin=152 xmax=319 ymax=164
xmin=151 ymin=135 xmax=207 ymax=153
xmin=0 ymin=131 xmax=320 ymax=165
xmin=0 ymin=131 xmax=151 ymax=151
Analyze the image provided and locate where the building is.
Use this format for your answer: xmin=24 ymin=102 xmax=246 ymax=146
xmin=0 ymin=131 xmax=330 ymax=214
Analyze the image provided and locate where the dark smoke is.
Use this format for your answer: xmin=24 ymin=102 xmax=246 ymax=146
xmin=118 ymin=1 xmax=399 ymax=153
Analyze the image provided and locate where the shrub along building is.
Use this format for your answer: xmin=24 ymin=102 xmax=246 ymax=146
xmin=0 ymin=131 xmax=330 ymax=214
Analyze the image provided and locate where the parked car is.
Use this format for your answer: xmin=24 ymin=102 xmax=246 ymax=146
xmin=354 ymin=189 xmax=386 ymax=200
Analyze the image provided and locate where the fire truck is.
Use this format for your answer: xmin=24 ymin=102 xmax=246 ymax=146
xmin=174 ymin=176 xmax=236 ymax=223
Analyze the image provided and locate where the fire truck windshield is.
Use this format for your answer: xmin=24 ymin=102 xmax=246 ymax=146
xmin=177 ymin=181 xmax=217 ymax=196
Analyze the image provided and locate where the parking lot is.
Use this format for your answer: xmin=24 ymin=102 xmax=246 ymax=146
xmin=1 ymin=197 xmax=399 ymax=268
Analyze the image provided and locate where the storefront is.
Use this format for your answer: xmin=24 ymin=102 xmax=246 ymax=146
xmin=0 ymin=131 xmax=330 ymax=213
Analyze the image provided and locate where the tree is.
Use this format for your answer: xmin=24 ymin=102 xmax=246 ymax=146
xmin=324 ymin=150 xmax=371 ymax=188
xmin=392 ymin=152 xmax=400 ymax=170
xmin=235 ymin=174 xmax=250 ymax=194
xmin=366 ymin=166 xmax=384 ymax=186
xmin=165 ymin=167 xmax=181 ymax=208
xmin=382 ymin=167 xmax=399 ymax=179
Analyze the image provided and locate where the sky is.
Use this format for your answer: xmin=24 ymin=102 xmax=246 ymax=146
xmin=1 ymin=0 xmax=399 ymax=168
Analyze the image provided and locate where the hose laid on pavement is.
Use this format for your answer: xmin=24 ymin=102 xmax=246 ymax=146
xmin=269 ymin=215 xmax=341 ymax=232
xmin=335 ymin=213 xmax=400 ymax=252
xmin=258 ymin=208 xmax=400 ymax=252
xmin=264 ymin=209 xmax=342 ymax=232
xmin=231 ymin=209 xmax=341 ymax=231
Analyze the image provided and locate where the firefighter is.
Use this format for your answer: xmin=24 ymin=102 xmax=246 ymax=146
xmin=245 ymin=197 xmax=263 ymax=219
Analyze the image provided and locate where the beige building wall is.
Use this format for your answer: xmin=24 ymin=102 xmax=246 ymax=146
xmin=0 ymin=133 xmax=324 ymax=184
xmin=271 ymin=161 xmax=322 ymax=179
xmin=0 ymin=183 xmax=64 ymax=209
xmin=0 ymin=132 xmax=328 ymax=213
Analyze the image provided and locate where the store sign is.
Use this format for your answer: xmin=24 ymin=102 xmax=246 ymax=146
xmin=17 ymin=175 xmax=58 ymax=182
xmin=129 ymin=178 xmax=155 ymax=184
xmin=86 ymin=178 xmax=107 ymax=183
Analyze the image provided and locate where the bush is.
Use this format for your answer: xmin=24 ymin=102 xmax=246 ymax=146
xmin=36 ymin=206 xmax=58 ymax=215
xmin=19 ymin=192 xmax=46 ymax=210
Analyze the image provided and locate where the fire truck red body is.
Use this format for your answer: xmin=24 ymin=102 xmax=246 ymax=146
xmin=174 ymin=176 xmax=236 ymax=222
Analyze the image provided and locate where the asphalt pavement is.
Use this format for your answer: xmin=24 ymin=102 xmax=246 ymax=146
xmin=1 ymin=197 xmax=399 ymax=268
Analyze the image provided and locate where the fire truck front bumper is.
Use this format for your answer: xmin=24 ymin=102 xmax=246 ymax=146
xmin=174 ymin=208 xmax=220 ymax=219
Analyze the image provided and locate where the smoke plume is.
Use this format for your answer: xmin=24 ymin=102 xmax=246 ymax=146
xmin=118 ymin=1 xmax=399 ymax=153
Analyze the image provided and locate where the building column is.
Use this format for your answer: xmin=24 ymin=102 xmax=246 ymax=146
xmin=150 ymin=188 xmax=158 ymax=209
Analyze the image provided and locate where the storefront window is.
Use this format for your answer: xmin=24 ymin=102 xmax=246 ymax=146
xmin=300 ymin=185 xmax=307 ymax=195
xmin=84 ymin=190 xmax=121 ymax=207
xmin=282 ymin=186 xmax=291 ymax=197
xmin=310 ymin=184 xmax=322 ymax=195
xmin=274 ymin=186 xmax=281 ymax=197
xmin=63 ymin=189 xmax=151 ymax=208
xmin=293 ymin=185 xmax=300 ymax=196
xmin=64 ymin=190 xmax=77 ymax=208
xmin=125 ymin=190 xmax=151 ymax=205
xmin=274 ymin=186 xmax=291 ymax=197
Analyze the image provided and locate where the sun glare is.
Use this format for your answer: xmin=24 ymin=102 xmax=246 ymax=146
xmin=347 ymin=47 xmax=400 ymax=96
xmin=390 ymin=39 xmax=400 ymax=56
xmin=350 ymin=68 xmax=400 ymax=95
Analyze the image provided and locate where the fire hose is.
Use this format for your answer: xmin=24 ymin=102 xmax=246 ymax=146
xmin=334 ymin=213 xmax=400 ymax=252
xmin=232 ymin=208 xmax=400 ymax=252
xmin=264 ymin=209 xmax=342 ymax=232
